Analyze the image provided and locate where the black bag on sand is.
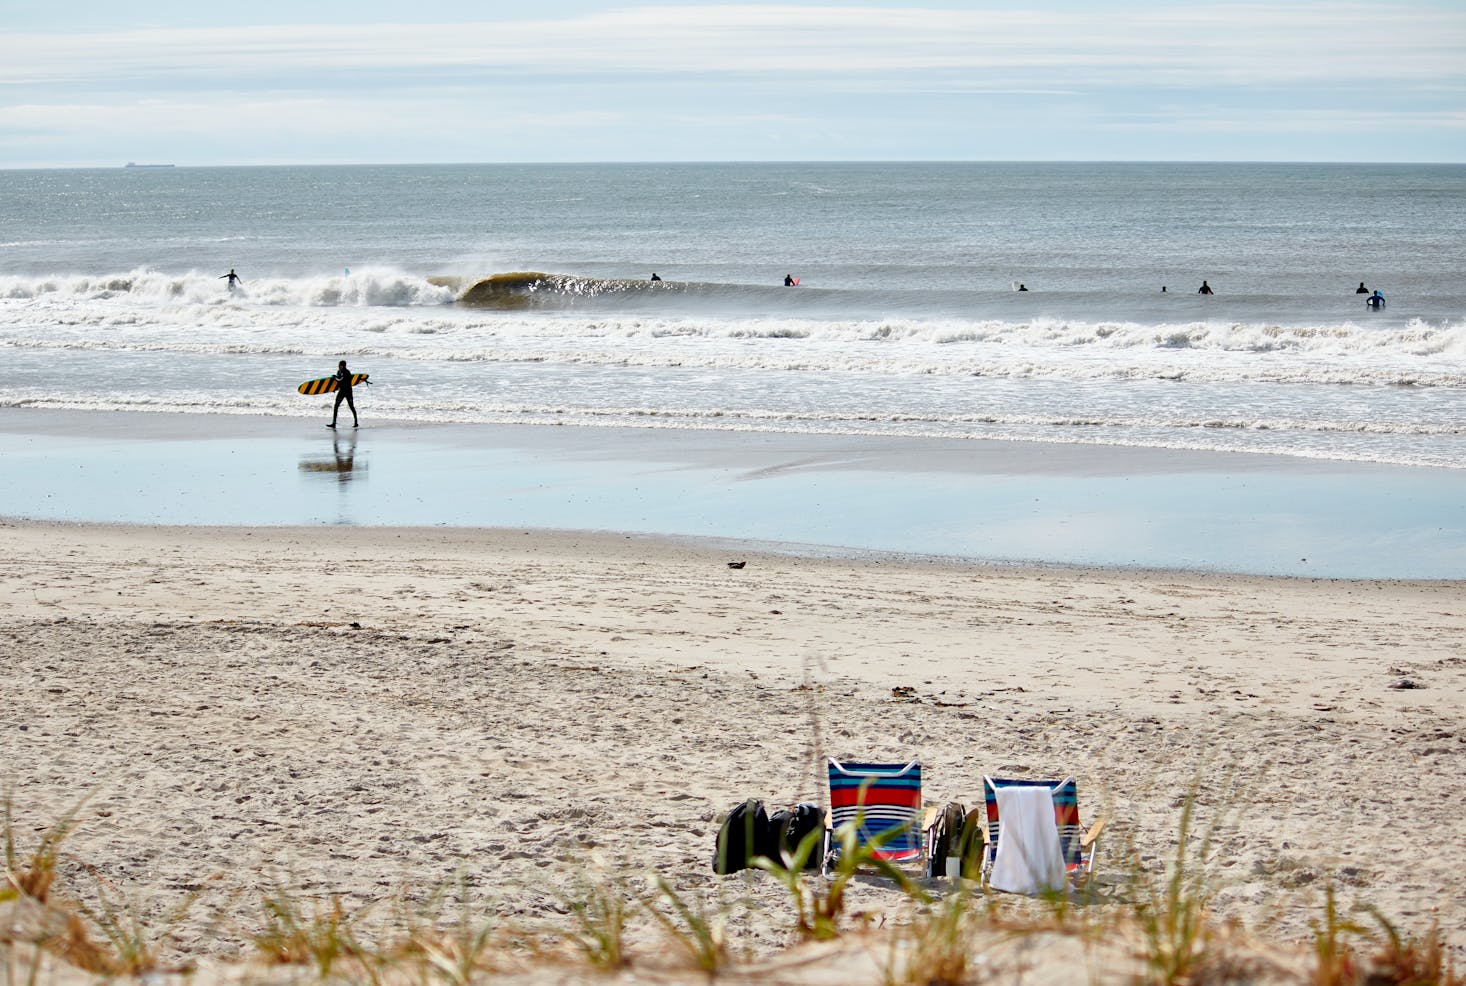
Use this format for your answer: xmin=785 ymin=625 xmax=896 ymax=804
xmin=957 ymin=807 xmax=986 ymax=878
xmin=925 ymin=801 xmax=968 ymax=878
xmin=712 ymin=798 xmax=777 ymax=874
xmin=769 ymin=802 xmax=825 ymax=870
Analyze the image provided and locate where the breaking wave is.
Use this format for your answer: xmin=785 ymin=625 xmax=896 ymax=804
xmin=0 ymin=267 xmax=455 ymax=307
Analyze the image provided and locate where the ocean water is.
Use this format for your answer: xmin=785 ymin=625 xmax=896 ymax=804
xmin=2 ymin=161 xmax=1465 ymax=468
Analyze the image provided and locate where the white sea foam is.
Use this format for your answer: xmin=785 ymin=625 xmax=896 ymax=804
xmin=0 ymin=268 xmax=454 ymax=307
xmin=4 ymin=288 xmax=1464 ymax=391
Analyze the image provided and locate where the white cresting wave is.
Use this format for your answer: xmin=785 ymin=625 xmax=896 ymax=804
xmin=4 ymin=265 xmax=1466 ymax=361
xmin=2 ymin=320 xmax=1466 ymax=386
xmin=4 ymin=312 xmax=1466 ymax=388
xmin=0 ymin=267 xmax=455 ymax=308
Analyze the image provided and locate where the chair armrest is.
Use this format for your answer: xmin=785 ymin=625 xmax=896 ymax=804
xmin=1080 ymin=817 xmax=1107 ymax=849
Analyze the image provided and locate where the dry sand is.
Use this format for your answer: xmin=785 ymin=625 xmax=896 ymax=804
xmin=3 ymin=520 xmax=1463 ymax=982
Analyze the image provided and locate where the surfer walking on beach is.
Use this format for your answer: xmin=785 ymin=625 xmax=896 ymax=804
xmin=328 ymin=360 xmax=359 ymax=429
xmin=220 ymin=269 xmax=243 ymax=291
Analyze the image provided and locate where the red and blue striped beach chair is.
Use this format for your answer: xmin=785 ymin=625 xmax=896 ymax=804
xmin=827 ymin=759 xmax=923 ymax=867
xmin=980 ymin=776 xmax=1105 ymax=886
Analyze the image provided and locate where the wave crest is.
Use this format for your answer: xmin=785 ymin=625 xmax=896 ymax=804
xmin=457 ymin=271 xmax=678 ymax=308
xmin=0 ymin=267 xmax=454 ymax=308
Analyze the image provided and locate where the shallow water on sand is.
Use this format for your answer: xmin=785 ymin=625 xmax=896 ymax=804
xmin=4 ymin=409 xmax=1462 ymax=578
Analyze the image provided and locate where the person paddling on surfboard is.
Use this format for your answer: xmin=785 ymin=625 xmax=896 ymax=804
xmin=327 ymin=360 xmax=360 ymax=429
xmin=220 ymin=268 xmax=243 ymax=291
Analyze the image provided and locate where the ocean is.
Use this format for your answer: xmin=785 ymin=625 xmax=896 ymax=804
xmin=3 ymin=161 xmax=1464 ymax=470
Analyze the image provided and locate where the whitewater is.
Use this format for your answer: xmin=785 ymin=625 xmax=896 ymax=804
xmin=2 ymin=162 xmax=1464 ymax=468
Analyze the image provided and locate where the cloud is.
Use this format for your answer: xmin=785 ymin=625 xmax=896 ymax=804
xmin=0 ymin=96 xmax=627 ymax=146
xmin=2 ymin=3 xmax=1460 ymax=165
xmin=1105 ymin=107 xmax=1466 ymax=134
xmin=1 ymin=3 xmax=1461 ymax=90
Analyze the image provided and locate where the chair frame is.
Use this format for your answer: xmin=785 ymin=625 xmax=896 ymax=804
xmin=979 ymin=775 xmax=1105 ymax=887
xmin=826 ymin=758 xmax=924 ymax=869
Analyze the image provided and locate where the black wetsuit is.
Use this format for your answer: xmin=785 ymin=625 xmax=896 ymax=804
xmin=331 ymin=367 xmax=357 ymax=427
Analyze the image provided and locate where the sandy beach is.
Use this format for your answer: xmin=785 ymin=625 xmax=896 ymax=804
xmin=7 ymin=153 xmax=1465 ymax=983
xmin=4 ymin=518 xmax=1463 ymax=982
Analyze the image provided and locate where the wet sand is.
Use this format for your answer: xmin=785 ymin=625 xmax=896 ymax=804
xmin=2 ymin=406 xmax=1464 ymax=577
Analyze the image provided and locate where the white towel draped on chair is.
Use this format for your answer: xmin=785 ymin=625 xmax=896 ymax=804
xmin=988 ymin=784 xmax=1066 ymax=894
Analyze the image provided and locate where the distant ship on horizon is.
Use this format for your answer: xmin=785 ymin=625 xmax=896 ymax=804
xmin=124 ymin=162 xmax=175 ymax=168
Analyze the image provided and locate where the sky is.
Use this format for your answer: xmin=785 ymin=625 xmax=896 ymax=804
xmin=1 ymin=1 xmax=1463 ymax=167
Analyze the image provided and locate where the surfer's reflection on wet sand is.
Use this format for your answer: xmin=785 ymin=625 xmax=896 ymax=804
xmin=298 ymin=430 xmax=365 ymax=485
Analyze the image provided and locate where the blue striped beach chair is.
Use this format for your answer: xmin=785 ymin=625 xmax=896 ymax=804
xmin=980 ymin=776 xmax=1105 ymax=885
xmin=827 ymin=759 xmax=923 ymax=866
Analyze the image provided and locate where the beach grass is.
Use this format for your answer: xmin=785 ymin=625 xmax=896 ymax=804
xmin=2 ymin=793 xmax=1461 ymax=985
xmin=406 ymin=882 xmax=501 ymax=986
xmin=645 ymin=873 xmax=730 ymax=975
xmin=559 ymin=867 xmax=633 ymax=970
xmin=1 ymin=793 xmax=87 ymax=906
xmin=752 ymin=817 xmax=924 ymax=941
xmin=881 ymin=890 xmax=978 ymax=986
xmin=1130 ymin=787 xmax=1221 ymax=984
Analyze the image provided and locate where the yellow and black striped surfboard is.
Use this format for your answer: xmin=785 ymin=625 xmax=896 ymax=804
xmin=297 ymin=373 xmax=369 ymax=396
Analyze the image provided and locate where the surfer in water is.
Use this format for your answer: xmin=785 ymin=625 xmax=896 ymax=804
xmin=1356 ymin=281 xmax=1369 ymax=294
xmin=1198 ymin=280 xmax=1214 ymax=295
xmin=784 ymin=274 xmax=796 ymax=286
xmin=327 ymin=360 xmax=359 ymax=429
xmin=220 ymin=268 xmax=243 ymax=291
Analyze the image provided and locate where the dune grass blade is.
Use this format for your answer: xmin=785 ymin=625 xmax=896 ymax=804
xmin=562 ymin=873 xmax=633 ymax=970
xmin=1132 ymin=790 xmax=1217 ymax=985
xmin=78 ymin=866 xmax=209 ymax=977
xmin=646 ymin=874 xmax=726 ymax=974
xmin=1 ymin=794 xmax=89 ymax=904
xmin=1362 ymin=908 xmax=1462 ymax=986
xmin=883 ymin=891 xmax=976 ymax=986
xmin=252 ymin=886 xmax=369 ymax=977
xmin=1310 ymin=884 xmax=1366 ymax=986
xmin=753 ymin=816 xmax=926 ymax=941
xmin=414 ymin=904 xmax=496 ymax=986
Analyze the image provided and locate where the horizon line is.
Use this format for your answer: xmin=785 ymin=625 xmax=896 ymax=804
xmin=5 ymin=157 xmax=1465 ymax=172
